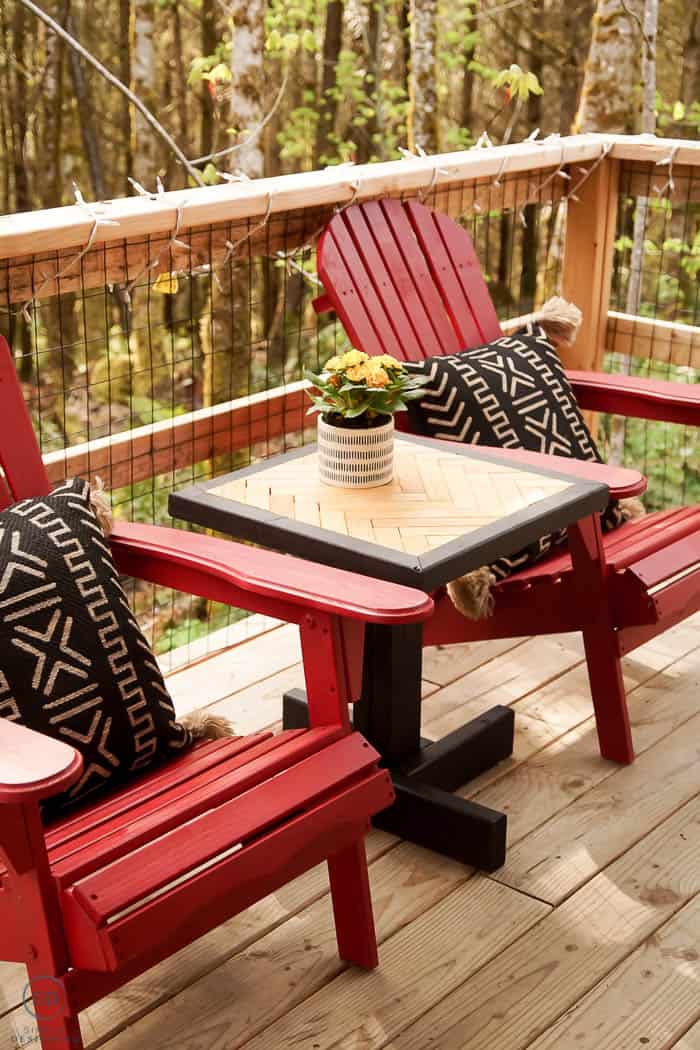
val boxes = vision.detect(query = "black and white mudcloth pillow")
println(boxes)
[403,324,639,615]
[0,478,194,813]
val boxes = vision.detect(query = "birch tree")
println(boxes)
[228,0,265,178]
[132,0,157,184]
[408,0,438,152]
[573,0,644,133]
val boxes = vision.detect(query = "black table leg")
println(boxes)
[282,623,514,871]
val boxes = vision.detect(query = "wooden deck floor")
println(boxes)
[2,613,699,1050]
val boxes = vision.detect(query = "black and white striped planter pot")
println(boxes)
[317,416,394,488]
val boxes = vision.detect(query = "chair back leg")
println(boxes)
[568,515,635,764]
[327,835,379,969]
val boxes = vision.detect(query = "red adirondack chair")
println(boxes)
[0,334,433,1050]
[313,198,700,765]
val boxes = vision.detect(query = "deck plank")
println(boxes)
[388,797,700,1050]
[240,876,549,1050]
[472,643,700,845]
[87,843,474,1050]
[492,709,700,904]
[527,895,700,1050]
[1,615,698,1050]
[673,1018,700,1049]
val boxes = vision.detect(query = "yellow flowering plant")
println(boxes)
[305,350,426,427]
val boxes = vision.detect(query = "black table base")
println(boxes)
[282,643,514,874]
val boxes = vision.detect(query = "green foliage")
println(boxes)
[265,0,319,58]
[188,44,231,87]
[493,64,544,101]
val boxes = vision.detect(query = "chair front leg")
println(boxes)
[327,836,379,969]
[1,803,83,1050]
[567,514,634,764]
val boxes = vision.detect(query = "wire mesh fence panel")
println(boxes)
[0,165,581,666]
[606,160,700,510]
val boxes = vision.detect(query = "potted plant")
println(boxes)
[305,350,426,487]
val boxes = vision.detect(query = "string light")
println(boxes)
[19,183,119,323]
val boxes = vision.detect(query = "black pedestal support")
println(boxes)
[282,624,514,872]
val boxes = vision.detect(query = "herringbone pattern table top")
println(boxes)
[209,437,574,556]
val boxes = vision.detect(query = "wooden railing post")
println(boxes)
[561,156,620,375]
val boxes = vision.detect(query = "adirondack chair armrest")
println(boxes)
[429,442,646,500]
[0,719,83,805]
[567,370,700,427]
[110,521,434,626]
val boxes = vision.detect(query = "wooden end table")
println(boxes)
[170,433,609,871]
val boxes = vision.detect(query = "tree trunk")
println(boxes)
[680,7,700,111]
[460,4,477,137]
[315,0,344,166]
[132,0,157,185]
[573,0,644,133]
[200,0,217,160]
[560,0,594,133]
[520,0,543,312]
[408,0,439,153]
[357,1,382,163]
[66,8,106,199]
[119,0,133,190]
[228,0,265,178]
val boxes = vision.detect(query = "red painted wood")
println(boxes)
[605,507,700,571]
[27,969,82,1050]
[69,732,379,923]
[568,515,634,762]
[404,200,485,349]
[432,208,502,343]
[374,200,463,356]
[0,336,51,500]
[618,532,700,590]
[568,369,700,427]
[110,520,434,625]
[299,614,353,729]
[340,202,432,363]
[68,773,391,973]
[51,733,305,882]
[0,720,83,804]
[427,440,647,499]
[316,227,396,356]
[328,837,379,968]
[45,735,269,852]
[0,343,432,1045]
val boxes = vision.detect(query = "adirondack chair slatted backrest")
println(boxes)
[0,336,51,508]
[315,199,504,361]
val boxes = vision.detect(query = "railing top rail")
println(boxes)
[601,133,700,166]
[0,134,606,261]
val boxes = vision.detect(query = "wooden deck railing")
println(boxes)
[0,132,697,492]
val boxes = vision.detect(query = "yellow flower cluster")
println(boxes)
[324,350,404,389]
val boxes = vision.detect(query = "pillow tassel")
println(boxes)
[532,297,582,347]
[447,567,496,620]
[180,710,236,740]
[89,476,114,537]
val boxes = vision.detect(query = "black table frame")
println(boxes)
[170,435,608,872]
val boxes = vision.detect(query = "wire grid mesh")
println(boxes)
[607,161,699,510]
[0,169,567,667]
